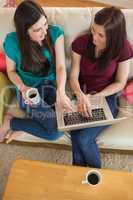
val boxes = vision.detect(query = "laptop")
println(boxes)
[56,95,126,132]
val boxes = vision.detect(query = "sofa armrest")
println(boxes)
[0,72,14,124]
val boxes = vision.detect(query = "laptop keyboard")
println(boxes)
[64,108,106,126]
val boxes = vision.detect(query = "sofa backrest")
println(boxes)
[0,7,133,76]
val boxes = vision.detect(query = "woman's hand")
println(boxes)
[18,84,32,103]
[57,91,73,112]
[76,92,91,117]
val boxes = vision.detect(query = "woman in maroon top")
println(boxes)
[70,7,133,168]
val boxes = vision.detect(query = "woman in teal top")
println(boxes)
[0,0,72,142]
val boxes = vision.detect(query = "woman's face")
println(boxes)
[91,22,106,50]
[28,15,48,44]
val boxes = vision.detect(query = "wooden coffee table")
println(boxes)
[16,0,113,7]
[3,159,133,200]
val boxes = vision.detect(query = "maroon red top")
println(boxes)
[72,34,133,94]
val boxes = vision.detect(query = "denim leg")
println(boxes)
[37,83,56,106]
[71,94,118,168]
[10,118,63,140]
[71,135,87,166]
[10,85,63,140]
[25,99,58,134]
[71,126,107,168]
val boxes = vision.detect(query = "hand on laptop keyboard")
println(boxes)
[75,92,91,117]
[64,108,106,126]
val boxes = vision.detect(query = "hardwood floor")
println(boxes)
[16,0,113,7]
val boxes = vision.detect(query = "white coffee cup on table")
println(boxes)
[82,169,102,186]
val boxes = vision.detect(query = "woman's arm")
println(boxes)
[55,35,72,111]
[6,56,30,100]
[70,51,91,116]
[6,56,25,90]
[95,59,131,97]
[69,51,82,96]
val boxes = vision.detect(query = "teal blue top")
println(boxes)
[3,25,64,87]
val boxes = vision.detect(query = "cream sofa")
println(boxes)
[0,7,133,151]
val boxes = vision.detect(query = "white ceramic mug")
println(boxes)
[82,170,102,186]
[24,88,40,105]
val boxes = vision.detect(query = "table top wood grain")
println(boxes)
[3,159,133,200]
[16,0,113,7]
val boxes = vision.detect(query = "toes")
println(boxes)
[6,132,22,144]
[6,130,13,139]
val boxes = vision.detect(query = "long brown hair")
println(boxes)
[87,7,127,71]
[14,0,54,76]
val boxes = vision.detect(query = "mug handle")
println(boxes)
[82,180,87,184]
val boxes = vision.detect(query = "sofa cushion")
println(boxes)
[97,118,133,150]
[0,8,15,51]
[0,52,6,73]
[8,131,72,145]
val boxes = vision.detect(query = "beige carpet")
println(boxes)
[1,143,133,198]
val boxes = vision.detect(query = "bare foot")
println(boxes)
[6,130,22,144]
[0,113,13,142]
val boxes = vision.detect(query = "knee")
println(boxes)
[71,130,94,148]
[71,130,85,145]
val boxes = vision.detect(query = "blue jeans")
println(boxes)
[10,81,64,140]
[71,94,118,168]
